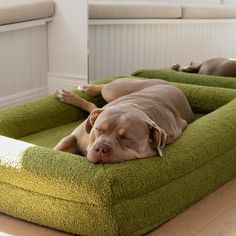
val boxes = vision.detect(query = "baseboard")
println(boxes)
[0,86,49,108]
[0,17,52,33]
[48,72,88,93]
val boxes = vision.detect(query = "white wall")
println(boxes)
[89,0,236,4]
[224,0,236,3]
[48,0,88,92]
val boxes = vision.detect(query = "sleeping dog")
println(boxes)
[54,78,194,163]
[171,58,236,77]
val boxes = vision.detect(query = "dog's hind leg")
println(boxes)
[181,62,202,73]
[78,84,103,97]
[100,78,170,103]
[171,62,202,73]
[79,83,125,103]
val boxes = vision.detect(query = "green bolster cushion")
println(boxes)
[132,68,236,89]
[0,79,236,235]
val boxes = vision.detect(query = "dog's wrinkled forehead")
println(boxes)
[94,109,120,128]
[94,107,148,135]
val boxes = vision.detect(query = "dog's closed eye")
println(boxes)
[117,129,126,138]
[95,127,102,134]
[95,124,108,134]
[119,134,134,146]
[117,130,133,142]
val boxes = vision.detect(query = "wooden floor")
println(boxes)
[0,178,235,236]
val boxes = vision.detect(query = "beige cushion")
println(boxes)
[89,2,182,19]
[0,0,55,25]
[182,5,236,19]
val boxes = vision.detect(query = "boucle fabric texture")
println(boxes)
[0,75,235,235]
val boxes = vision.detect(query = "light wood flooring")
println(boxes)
[0,178,235,236]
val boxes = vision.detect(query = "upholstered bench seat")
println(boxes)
[89,2,236,19]
[0,0,55,25]
[89,2,182,19]
[182,5,236,19]
[0,73,235,235]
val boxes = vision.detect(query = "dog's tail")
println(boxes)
[171,61,202,73]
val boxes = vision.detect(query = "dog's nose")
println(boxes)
[92,143,111,163]
[95,143,111,155]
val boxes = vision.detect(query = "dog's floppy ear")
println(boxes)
[85,108,103,133]
[148,121,167,157]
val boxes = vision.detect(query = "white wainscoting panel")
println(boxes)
[0,86,48,108]
[89,20,236,81]
[48,72,88,93]
[0,21,49,107]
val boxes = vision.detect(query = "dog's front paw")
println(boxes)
[171,64,181,71]
[55,89,79,105]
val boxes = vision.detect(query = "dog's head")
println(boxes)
[85,106,167,163]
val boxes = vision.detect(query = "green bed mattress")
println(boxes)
[0,76,235,236]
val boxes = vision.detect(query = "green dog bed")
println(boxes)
[0,74,235,236]
[132,67,236,89]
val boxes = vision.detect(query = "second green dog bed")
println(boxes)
[132,68,236,89]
